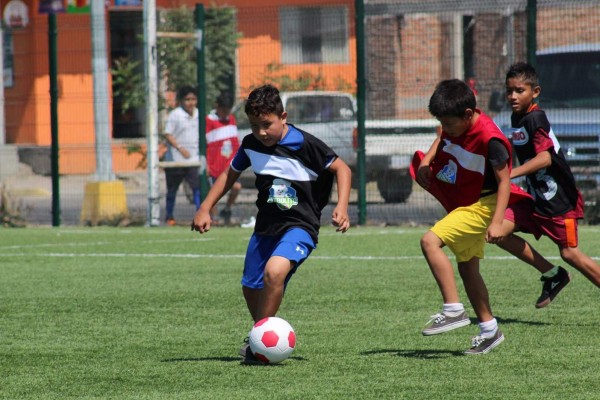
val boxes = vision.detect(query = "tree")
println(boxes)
[111,5,240,115]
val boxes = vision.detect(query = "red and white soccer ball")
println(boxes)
[248,317,296,363]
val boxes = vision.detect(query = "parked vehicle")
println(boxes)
[234,91,357,193]
[492,44,600,193]
[234,91,439,203]
[364,119,439,203]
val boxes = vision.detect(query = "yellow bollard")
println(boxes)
[80,181,129,225]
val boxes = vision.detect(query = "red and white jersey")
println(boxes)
[205,111,240,178]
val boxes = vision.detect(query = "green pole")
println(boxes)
[526,0,537,68]
[195,4,209,198]
[49,13,60,227]
[354,0,367,225]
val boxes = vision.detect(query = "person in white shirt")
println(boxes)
[163,85,201,225]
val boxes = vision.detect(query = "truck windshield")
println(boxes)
[537,51,600,109]
[285,96,355,124]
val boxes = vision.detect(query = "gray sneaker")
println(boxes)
[464,329,505,355]
[422,311,470,336]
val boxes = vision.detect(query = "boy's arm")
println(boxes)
[487,161,511,243]
[510,150,551,179]
[416,136,441,188]
[328,157,351,232]
[191,167,241,233]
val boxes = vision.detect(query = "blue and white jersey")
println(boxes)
[231,124,337,242]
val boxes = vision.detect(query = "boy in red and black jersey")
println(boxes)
[498,62,600,300]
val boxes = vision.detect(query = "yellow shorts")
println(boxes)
[430,194,497,263]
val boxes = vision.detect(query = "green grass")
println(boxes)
[1,226,600,399]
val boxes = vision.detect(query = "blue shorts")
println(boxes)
[241,228,316,289]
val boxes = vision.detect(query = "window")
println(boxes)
[280,6,349,64]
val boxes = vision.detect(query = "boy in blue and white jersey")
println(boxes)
[191,84,351,363]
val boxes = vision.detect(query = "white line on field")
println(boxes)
[0,238,213,250]
[0,252,570,261]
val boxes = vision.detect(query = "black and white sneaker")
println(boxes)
[536,266,571,308]
[464,329,505,355]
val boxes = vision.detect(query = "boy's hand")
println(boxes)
[191,209,212,234]
[416,163,432,188]
[485,221,504,244]
[331,206,350,233]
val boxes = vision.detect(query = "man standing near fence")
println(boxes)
[163,85,202,226]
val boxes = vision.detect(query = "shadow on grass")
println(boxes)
[161,355,306,364]
[362,349,463,359]
[494,316,549,326]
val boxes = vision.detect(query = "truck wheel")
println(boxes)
[377,171,413,203]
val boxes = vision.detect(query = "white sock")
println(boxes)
[478,318,498,338]
[443,303,465,316]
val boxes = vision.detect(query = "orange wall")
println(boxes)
[3,0,355,174]
[158,0,357,96]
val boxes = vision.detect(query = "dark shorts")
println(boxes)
[505,200,579,248]
[241,228,316,289]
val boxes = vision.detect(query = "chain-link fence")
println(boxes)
[2,0,599,227]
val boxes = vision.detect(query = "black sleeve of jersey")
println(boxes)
[302,132,338,172]
[522,109,552,137]
[488,138,509,168]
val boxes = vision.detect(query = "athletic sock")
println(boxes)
[478,318,498,338]
[542,265,559,278]
[443,303,465,317]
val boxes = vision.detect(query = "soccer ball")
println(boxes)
[248,317,296,363]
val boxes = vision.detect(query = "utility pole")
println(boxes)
[91,0,114,181]
[144,0,161,226]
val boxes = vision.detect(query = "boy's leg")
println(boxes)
[421,231,460,304]
[560,246,600,288]
[534,214,600,287]
[255,256,295,321]
[457,258,493,323]
[165,168,184,221]
[220,181,241,225]
[226,181,241,209]
[241,229,314,323]
[501,202,571,307]
[498,234,571,308]
[420,230,470,335]
[458,257,505,355]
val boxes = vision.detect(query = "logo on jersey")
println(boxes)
[220,139,233,158]
[436,160,457,184]
[511,128,529,145]
[267,178,299,210]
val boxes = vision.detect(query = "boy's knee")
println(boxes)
[560,246,579,263]
[420,231,439,252]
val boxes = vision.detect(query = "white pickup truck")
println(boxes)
[364,119,439,202]
[234,91,439,203]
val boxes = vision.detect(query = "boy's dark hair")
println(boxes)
[428,79,476,118]
[216,92,234,109]
[245,84,285,118]
[176,85,197,102]
[505,62,539,87]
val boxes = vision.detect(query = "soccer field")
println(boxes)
[1,226,599,399]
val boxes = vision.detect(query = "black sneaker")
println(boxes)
[219,208,232,225]
[241,350,267,365]
[536,266,571,308]
[239,337,250,358]
[464,329,505,355]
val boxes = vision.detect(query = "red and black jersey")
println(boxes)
[429,111,529,211]
[510,105,582,217]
